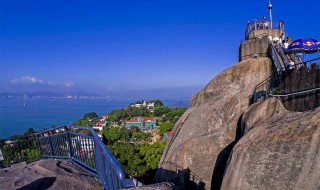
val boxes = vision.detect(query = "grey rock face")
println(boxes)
[0,160,102,190]
[221,97,320,190]
[123,182,178,190]
[155,57,273,188]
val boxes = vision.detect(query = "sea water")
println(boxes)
[0,99,131,139]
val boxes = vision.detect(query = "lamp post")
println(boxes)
[268,0,273,29]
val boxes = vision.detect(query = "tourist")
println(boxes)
[254,18,259,30]
[262,16,267,29]
[280,33,285,42]
[279,33,285,47]
[289,59,295,69]
[284,40,289,50]
[247,21,251,31]
[272,41,277,49]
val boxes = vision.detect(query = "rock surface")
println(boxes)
[155,57,273,188]
[0,160,102,190]
[221,97,320,190]
[123,182,178,190]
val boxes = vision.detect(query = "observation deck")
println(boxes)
[240,20,285,62]
[245,20,284,40]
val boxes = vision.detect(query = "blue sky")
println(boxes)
[0,0,319,99]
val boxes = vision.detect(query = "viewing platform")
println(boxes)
[240,19,287,62]
[245,20,284,40]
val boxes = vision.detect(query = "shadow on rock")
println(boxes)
[155,162,207,190]
[211,113,244,190]
[17,177,56,190]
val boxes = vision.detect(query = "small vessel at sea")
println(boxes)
[23,103,27,106]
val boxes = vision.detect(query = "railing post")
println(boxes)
[48,136,55,157]
[37,137,43,158]
[67,131,74,158]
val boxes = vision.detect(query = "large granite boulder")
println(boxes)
[155,57,273,189]
[221,97,320,190]
[0,160,102,190]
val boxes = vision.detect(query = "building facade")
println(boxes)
[125,117,158,130]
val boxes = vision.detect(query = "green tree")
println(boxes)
[103,127,121,143]
[103,127,132,144]
[24,128,35,136]
[140,142,166,170]
[111,142,149,176]
[132,131,150,141]
[74,119,91,126]
[108,109,128,122]
[154,106,171,117]
[83,112,98,119]
[129,126,140,133]
[159,122,174,135]
[164,108,187,122]
[149,99,163,107]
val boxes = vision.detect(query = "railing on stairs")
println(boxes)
[251,58,320,105]
[252,43,302,103]
[270,45,285,72]
[252,72,279,103]
[278,47,290,66]
[0,125,136,190]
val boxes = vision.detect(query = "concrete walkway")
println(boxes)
[0,160,102,190]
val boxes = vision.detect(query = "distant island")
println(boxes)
[0,92,112,100]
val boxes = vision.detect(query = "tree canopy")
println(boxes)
[108,107,151,123]
[151,99,163,107]
[102,126,164,177]
[159,122,174,135]
[82,112,98,119]
[154,106,171,117]
[74,112,99,126]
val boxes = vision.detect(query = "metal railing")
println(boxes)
[245,20,284,40]
[0,137,41,168]
[270,45,285,72]
[278,47,290,66]
[0,125,136,190]
[252,43,303,103]
[252,60,320,104]
[252,72,279,103]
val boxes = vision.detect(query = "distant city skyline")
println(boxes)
[1,0,319,99]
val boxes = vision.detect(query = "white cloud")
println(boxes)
[10,76,74,88]
[10,76,44,84]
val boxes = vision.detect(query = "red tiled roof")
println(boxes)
[127,120,138,122]
[143,117,155,121]
[166,131,172,137]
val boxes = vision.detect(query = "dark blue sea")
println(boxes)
[0,98,189,139]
